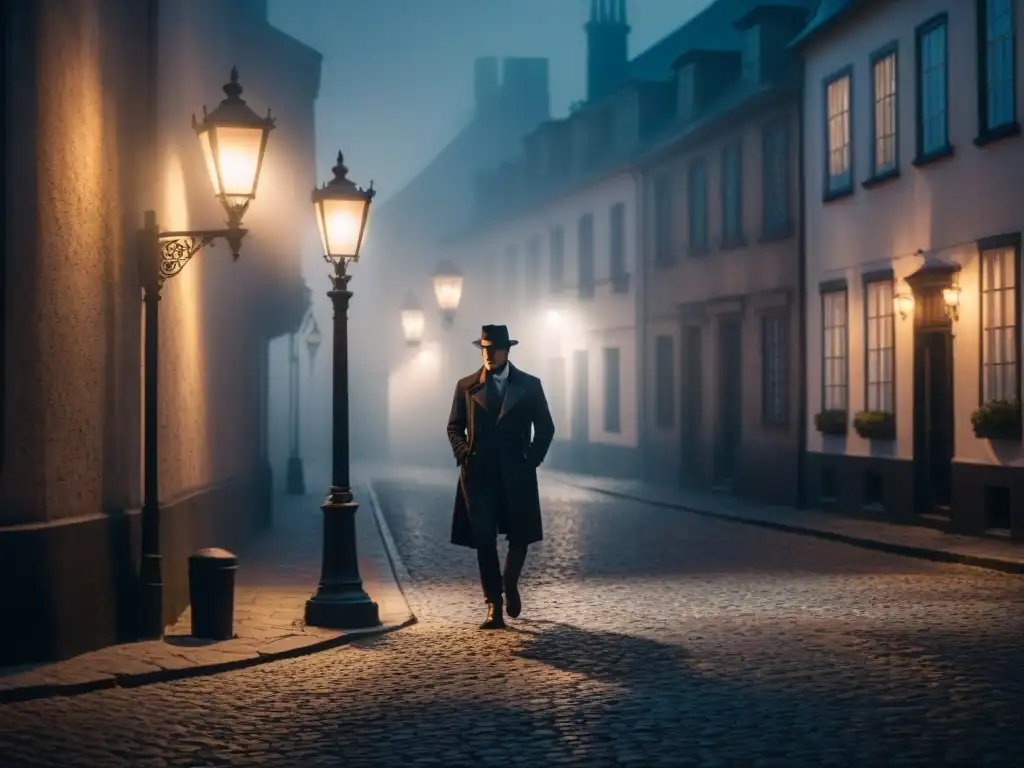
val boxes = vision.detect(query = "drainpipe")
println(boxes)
[795,91,809,510]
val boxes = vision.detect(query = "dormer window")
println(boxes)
[677,63,696,121]
[742,26,761,84]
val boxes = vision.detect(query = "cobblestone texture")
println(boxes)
[2,474,1024,766]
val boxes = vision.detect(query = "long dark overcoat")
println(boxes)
[446,363,555,549]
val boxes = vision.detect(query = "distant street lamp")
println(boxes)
[432,259,464,330]
[286,302,322,496]
[138,67,275,639]
[305,151,381,629]
[401,292,426,347]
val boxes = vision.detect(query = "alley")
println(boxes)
[2,474,1024,766]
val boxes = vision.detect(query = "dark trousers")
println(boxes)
[469,463,527,604]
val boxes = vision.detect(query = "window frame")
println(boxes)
[603,346,622,434]
[577,213,595,300]
[821,282,850,413]
[655,334,675,429]
[687,156,709,253]
[978,232,1022,406]
[822,66,854,201]
[720,140,744,246]
[862,270,897,416]
[867,41,900,184]
[761,117,791,238]
[549,226,565,293]
[761,311,790,427]
[653,173,674,266]
[975,0,1020,144]
[914,13,953,165]
[609,201,628,291]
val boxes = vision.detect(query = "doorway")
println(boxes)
[571,349,589,444]
[680,325,703,484]
[715,318,742,487]
[913,330,954,516]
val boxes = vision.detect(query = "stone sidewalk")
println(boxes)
[0,483,414,703]
[544,469,1024,574]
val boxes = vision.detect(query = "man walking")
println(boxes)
[446,324,555,629]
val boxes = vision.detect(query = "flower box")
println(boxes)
[971,399,1022,441]
[814,409,848,436]
[853,410,896,441]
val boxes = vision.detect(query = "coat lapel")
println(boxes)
[499,365,527,421]
[469,367,489,411]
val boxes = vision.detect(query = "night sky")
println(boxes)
[268,0,714,204]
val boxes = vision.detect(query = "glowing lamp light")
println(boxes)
[401,292,426,347]
[893,291,915,321]
[432,260,464,329]
[313,151,375,264]
[193,67,275,227]
[546,309,562,327]
[942,284,961,322]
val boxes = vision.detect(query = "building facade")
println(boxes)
[0,0,319,665]
[799,0,1024,537]
[637,1,814,504]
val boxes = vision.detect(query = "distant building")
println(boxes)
[636,0,814,503]
[351,55,552,463]
[796,0,1024,537]
[0,0,320,665]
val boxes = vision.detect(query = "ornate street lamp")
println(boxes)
[287,304,322,496]
[138,68,275,639]
[401,292,426,347]
[305,151,380,629]
[432,259,463,330]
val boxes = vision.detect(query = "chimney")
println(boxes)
[586,0,630,102]
[499,57,550,126]
[474,57,500,117]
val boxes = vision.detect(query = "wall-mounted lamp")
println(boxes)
[893,289,915,321]
[942,281,961,324]
[401,292,426,347]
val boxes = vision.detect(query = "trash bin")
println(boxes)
[188,547,238,640]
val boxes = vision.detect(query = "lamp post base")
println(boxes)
[304,496,380,629]
[286,456,306,495]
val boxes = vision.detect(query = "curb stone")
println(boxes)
[555,479,1024,577]
[365,480,416,597]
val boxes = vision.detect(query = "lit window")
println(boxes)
[871,50,898,174]
[825,73,852,194]
[865,280,895,412]
[822,290,848,410]
[981,245,1019,403]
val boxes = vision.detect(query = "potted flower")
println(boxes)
[970,399,1022,441]
[853,410,896,440]
[814,408,848,436]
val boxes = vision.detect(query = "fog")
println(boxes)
[262,0,714,487]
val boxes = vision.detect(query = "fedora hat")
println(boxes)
[471,324,518,349]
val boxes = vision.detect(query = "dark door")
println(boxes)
[681,326,703,483]
[571,349,589,444]
[715,319,743,487]
[913,330,954,515]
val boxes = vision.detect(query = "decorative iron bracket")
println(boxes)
[157,227,247,282]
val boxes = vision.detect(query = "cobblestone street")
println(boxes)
[3,473,1024,766]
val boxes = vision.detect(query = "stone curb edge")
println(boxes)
[0,617,415,706]
[555,480,1024,576]
[363,479,417,600]
[1,488,420,707]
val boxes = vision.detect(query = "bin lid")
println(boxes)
[190,547,238,565]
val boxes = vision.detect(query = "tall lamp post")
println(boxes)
[139,67,276,639]
[400,292,426,347]
[305,151,381,629]
[286,303,322,496]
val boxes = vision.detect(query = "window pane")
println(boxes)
[981,246,1019,403]
[826,75,851,190]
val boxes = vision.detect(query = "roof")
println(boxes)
[789,0,861,49]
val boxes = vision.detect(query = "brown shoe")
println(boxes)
[479,601,506,630]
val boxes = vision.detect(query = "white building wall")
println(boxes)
[803,0,1024,467]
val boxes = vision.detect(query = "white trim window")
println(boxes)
[871,50,897,174]
[826,73,852,193]
[981,245,1019,402]
[865,280,895,412]
[917,17,949,155]
[822,290,849,410]
[980,0,1017,133]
